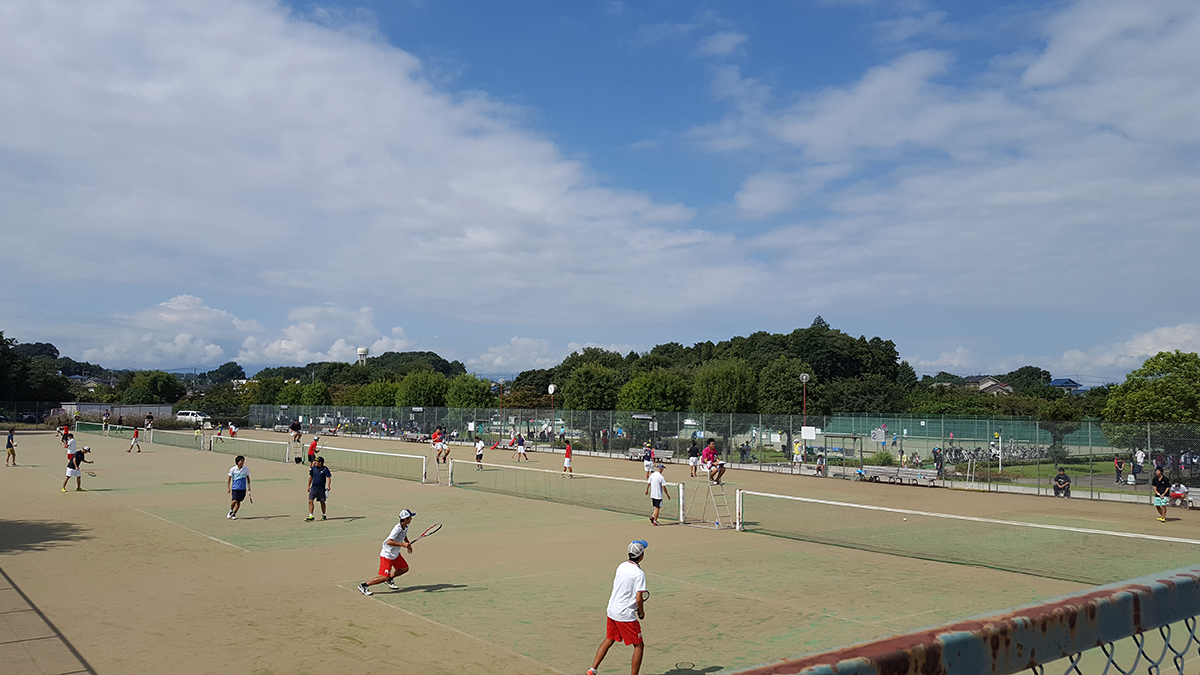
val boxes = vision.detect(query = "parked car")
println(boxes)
[18,412,40,423]
[175,410,212,424]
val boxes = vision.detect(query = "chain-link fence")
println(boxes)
[247,405,1200,499]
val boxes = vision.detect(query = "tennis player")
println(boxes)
[306,456,331,521]
[307,436,320,465]
[515,433,528,462]
[562,441,573,477]
[475,436,485,470]
[61,445,91,492]
[645,464,670,525]
[587,539,650,675]
[358,509,415,595]
[6,428,16,466]
[687,440,700,477]
[129,427,141,453]
[227,455,250,519]
[642,442,654,478]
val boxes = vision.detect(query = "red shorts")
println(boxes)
[605,617,643,646]
[379,555,408,576]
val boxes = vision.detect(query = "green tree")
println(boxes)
[205,362,246,383]
[690,360,757,414]
[1000,365,1062,399]
[824,374,907,413]
[356,381,401,406]
[276,382,304,405]
[617,370,690,412]
[1102,351,1200,454]
[121,370,186,404]
[562,363,621,411]
[251,377,285,405]
[757,356,815,415]
[300,382,333,406]
[396,371,448,407]
[446,374,494,408]
[1038,397,1083,465]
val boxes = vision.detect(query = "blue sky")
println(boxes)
[2,0,1198,385]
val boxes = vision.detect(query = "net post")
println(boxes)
[736,489,743,531]
[447,459,454,487]
[421,455,428,483]
[678,482,685,523]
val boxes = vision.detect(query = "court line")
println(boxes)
[128,506,250,553]
[338,582,569,675]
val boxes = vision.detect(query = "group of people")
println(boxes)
[683,439,727,485]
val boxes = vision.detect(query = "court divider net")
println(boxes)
[148,429,202,450]
[449,459,684,522]
[736,489,1200,584]
[316,444,427,483]
[209,436,289,463]
[75,421,139,438]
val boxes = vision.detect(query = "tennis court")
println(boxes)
[2,428,1196,674]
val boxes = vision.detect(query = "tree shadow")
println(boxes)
[0,519,91,554]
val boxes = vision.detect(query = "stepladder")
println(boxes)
[684,474,734,529]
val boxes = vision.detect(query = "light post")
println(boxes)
[498,378,506,442]
[548,384,557,446]
[800,373,810,427]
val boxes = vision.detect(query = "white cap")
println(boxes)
[399,509,416,520]
[628,539,648,557]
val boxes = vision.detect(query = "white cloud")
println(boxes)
[238,306,410,365]
[909,347,974,371]
[1057,324,1200,383]
[698,32,747,56]
[469,337,560,372]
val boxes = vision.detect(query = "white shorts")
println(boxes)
[130,438,139,445]
[688,457,699,466]
[643,460,653,472]
[564,458,572,468]
[435,442,447,450]
[517,447,526,454]
[65,468,81,478]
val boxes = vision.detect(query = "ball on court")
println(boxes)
[903,518,907,522]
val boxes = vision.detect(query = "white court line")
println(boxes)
[338,582,568,675]
[129,506,250,553]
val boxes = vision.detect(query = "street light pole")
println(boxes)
[800,373,810,427]
[499,378,506,442]
[548,384,557,447]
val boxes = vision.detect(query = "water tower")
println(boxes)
[356,347,369,366]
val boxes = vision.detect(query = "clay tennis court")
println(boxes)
[3,428,1193,674]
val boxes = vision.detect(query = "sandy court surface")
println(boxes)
[2,427,1190,674]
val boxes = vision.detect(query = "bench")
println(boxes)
[859,465,938,486]
[627,449,675,463]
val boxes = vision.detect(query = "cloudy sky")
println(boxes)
[2,0,1198,384]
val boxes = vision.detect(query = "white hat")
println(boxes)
[628,539,648,557]
[399,509,416,520]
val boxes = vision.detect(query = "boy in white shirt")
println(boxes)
[645,464,671,526]
[474,436,485,470]
[358,509,415,595]
[587,540,650,675]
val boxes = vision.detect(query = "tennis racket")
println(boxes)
[248,492,253,504]
[84,470,97,477]
[413,523,442,543]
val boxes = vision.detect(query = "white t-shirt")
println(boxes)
[380,523,409,560]
[1136,450,1146,464]
[475,440,484,455]
[228,465,250,490]
[67,438,77,454]
[606,561,647,622]
[647,472,667,500]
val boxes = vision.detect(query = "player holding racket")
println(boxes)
[587,539,650,675]
[359,509,417,595]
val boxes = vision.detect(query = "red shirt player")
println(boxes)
[308,436,320,464]
[562,442,573,476]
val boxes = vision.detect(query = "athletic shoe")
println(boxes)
[76,488,85,491]
[227,512,232,519]
[305,515,315,522]
[385,580,399,590]
[322,515,327,520]
[1159,517,1167,522]
[61,488,67,492]
[358,583,372,596]
[230,513,236,520]
[587,669,598,675]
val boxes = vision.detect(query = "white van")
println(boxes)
[176,410,211,424]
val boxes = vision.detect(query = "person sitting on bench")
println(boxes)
[1053,468,1071,498]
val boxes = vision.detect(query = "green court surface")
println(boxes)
[0,429,1159,674]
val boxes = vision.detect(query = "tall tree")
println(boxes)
[690,360,757,414]
[446,374,494,408]
[300,382,333,406]
[395,371,448,407]
[121,370,186,404]
[618,370,690,412]
[206,362,246,383]
[562,363,621,411]
[757,356,816,415]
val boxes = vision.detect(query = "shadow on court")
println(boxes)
[318,516,366,522]
[0,519,91,554]
[236,514,291,520]
[396,583,470,593]
[657,663,722,675]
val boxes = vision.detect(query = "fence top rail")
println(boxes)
[736,490,1200,546]
[731,564,1200,675]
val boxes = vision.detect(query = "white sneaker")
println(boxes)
[227,512,232,519]
[358,583,372,596]
[230,513,236,520]
[385,580,399,590]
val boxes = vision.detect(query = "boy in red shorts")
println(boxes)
[587,539,650,675]
[358,509,415,595]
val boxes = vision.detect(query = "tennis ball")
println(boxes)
[903,518,908,522]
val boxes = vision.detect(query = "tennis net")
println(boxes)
[318,445,426,483]
[75,421,138,438]
[736,490,1200,584]
[208,436,289,463]
[449,460,684,522]
[149,429,202,450]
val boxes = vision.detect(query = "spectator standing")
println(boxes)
[1152,467,1170,522]
[1114,454,1124,484]
[5,428,16,466]
[687,440,700,477]
[1135,449,1146,476]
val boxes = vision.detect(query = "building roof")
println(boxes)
[1048,378,1082,387]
